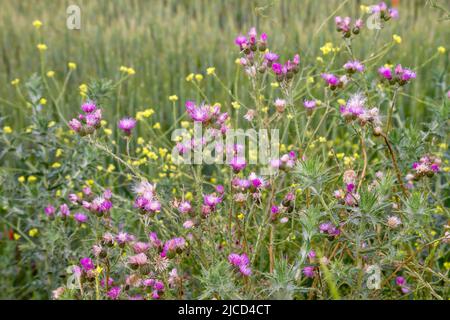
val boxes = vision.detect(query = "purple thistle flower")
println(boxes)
[44,205,56,217]
[378,66,392,80]
[234,35,247,49]
[203,193,222,208]
[149,232,161,248]
[128,253,148,266]
[272,63,283,75]
[81,101,96,113]
[303,266,315,278]
[60,204,70,217]
[321,73,341,88]
[133,241,150,254]
[107,287,121,300]
[228,253,251,276]
[178,201,192,214]
[80,257,94,271]
[230,156,247,173]
[118,117,137,135]
[74,213,88,223]
[264,52,279,63]
[343,60,365,73]
[69,119,82,132]
[303,100,316,110]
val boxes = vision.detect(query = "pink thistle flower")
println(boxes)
[133,241,150,254]
[74,213,88,223]
[81,101,96,113]
[343,60,365,73]
[128,253,148,266]
[178,201,192,214]
[80,257,94,271]
[69,119,82,132]
[230,156,247,173]
[378,66,392,80]
[303,100,316,111]
[149,232,161,248]
[107,287,121,300]
[303,266,315,278]
[203,193,222,208]
[116,232,133,245]
[183,220,195,229]
[44,205,56,217]
[118,117,137,135]
[321,73,341,89]
[60,204,70,217]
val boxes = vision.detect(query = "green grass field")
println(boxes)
[1,0,448,132]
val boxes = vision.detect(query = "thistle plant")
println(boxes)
[0,2,449,300]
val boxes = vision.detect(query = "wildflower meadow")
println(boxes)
[0,0,449,302]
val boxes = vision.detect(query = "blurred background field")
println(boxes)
[0,0,448,132]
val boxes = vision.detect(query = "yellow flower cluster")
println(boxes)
[79,83,88,97]
[186,73,204,82]
[136,108,155,120]
[37,43,47,51]
[320,42,340,55]
[119,66,135,75]
[18,176,38,183]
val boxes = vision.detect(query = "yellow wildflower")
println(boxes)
[185,192,193,201]
[153,122,161,129]
[39,98,47,105]
[11,79,20,86]
[392,34,402,44]
[37,43,47,51]
[33,20,43,29]
[27,176,37,183]
[337,99,346,105]
[186,73,194,82]
[195,74,203,82]
[52,162,61,169]
[29,228,39,237]
[168,95,178,102]
[3,126,12,134]
[206,67,216,75]
[68,62,77,70]
[47,71,55,78]
[437,46,446,54]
